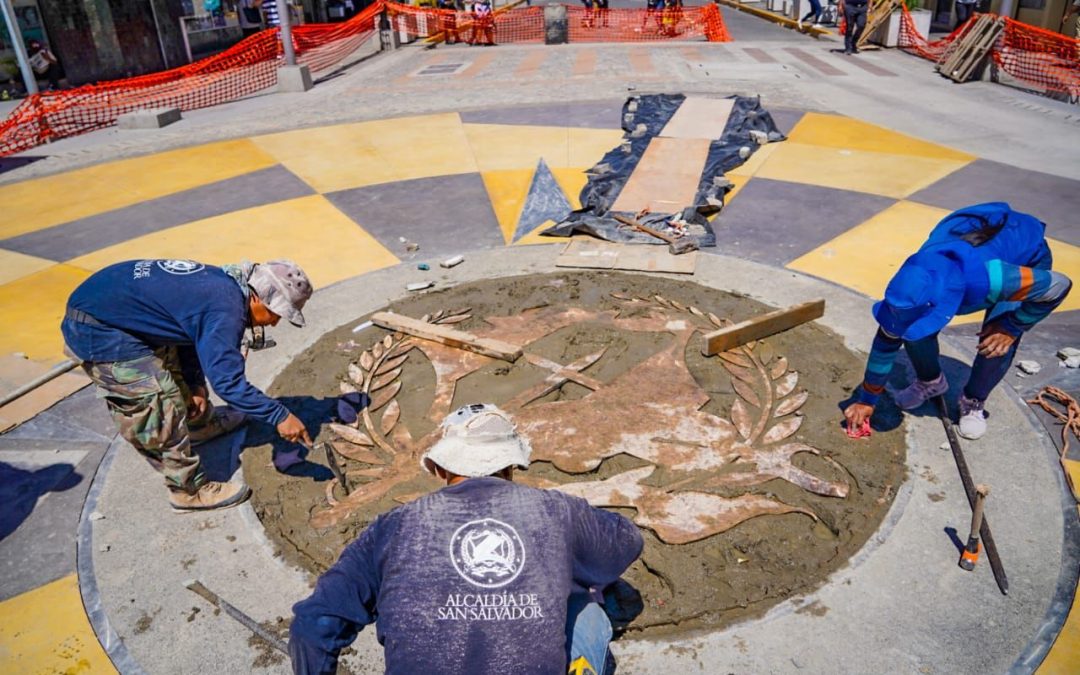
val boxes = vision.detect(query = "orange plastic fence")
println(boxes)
[389,3,730,44]
[0,3,380,158]
[0,1,729,158]
[898,7,1079,97]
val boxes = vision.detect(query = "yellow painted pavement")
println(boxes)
[550,167,589,210]
[753,142,973,199]
[252,113,477,194]
[0,264,92,362]
[0,140,277,239]
[0,574,116,674]
[787,200,953,298]
[0,250,54,286]
[481,169,536,243]
[462,123,624,172]
[67,196,399,290]
[787,112,976,162]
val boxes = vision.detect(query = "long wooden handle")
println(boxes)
[968,484,990,541]
[613,214,676,244]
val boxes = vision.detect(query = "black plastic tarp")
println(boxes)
[542,94,785,247]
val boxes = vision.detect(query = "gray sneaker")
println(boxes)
[958,395,987,440]
[893,373,948,410]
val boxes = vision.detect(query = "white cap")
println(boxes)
[249,260,312,327]
[422,404,531,478]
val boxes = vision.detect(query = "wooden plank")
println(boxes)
[701,299,826,355]
[371,312,522,362]
[555,240,698,274]
[610,136,712,214]
[660,97,735,140]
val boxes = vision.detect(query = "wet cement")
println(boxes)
[244,271,907,636]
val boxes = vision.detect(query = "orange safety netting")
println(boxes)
[386,3,730,44]
[0,2,729,158]
[898,7,1079,97]
[0,3,380,158]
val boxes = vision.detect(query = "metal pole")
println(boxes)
[0,0,38,95]
[0,359,78,409]
[276,0,296,65]
[147,0,170,69]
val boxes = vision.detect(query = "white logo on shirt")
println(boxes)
[449,518,525,588]
[157,260,205,275]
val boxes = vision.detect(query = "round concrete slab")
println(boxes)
[82,245,1072,673]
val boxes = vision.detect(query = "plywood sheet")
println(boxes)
[611,137,712,214]
[555,240,697,274]
[660,96,736,140]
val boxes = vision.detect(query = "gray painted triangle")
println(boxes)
[513,159,572,243]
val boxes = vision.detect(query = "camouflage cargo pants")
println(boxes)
[82,347,207,493]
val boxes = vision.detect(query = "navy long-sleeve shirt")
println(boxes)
[61,259,289,425]
[289,477,644,675]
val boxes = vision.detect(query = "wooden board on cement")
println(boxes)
[556,239,697,274]
[702,299,825,355]
[610,137,712,214]
[660,97,736,140]
[0,355,90,432]
[371,312,522,362]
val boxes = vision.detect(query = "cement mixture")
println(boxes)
[244,271,906,635]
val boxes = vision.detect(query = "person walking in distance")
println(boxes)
[840,0,869,54]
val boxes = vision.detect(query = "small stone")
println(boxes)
[939,442,950,450]
[1057,347,1080,359]
[99,544,111,553]
[89,511,105,521]
[1017,360,1041,374]
[407,281,434,292]
[768,131,784,142]
[630,123,647,138]
[738,146,751,159]
[440,255,464,269]
[417,263,430,271]
[712,175,734,188]
[404,242,419,253]
[749,129,768,145]
[1064,355,1080,369]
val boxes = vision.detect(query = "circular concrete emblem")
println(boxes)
[248,271,906,635]
[157,259,205,275]
[449,518,526,588]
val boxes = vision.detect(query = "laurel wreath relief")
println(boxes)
[313,296,849,540]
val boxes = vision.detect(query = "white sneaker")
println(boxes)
[796,18,803,29]
[958,395,987,440]
[812,23,824,27]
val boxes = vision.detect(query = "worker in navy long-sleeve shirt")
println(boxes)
[844,203,1072,440]
[289,404,644,675]
[61,259,314,511]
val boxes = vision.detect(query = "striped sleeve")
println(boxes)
[985,260,1072,335]
[854,327,903,406]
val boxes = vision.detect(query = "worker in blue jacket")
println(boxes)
[289,404,644,675]
[844,203,1072,440]
[62,259,314,511]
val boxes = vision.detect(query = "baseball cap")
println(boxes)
[872,250,965,341]
[249,260,313,327]
[422,404,532,478]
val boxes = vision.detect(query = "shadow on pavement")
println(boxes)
[0,462,82,541]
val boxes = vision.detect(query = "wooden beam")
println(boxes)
[701,299,825,356]
[371,312,522,363]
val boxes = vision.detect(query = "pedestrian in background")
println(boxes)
[839,0,868,54]
[26,40,61,90]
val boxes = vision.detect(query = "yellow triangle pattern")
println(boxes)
[480,169,535,244]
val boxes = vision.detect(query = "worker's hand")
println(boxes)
[277,412,313,446]
[188,385,211,422]
[844,402,874,430]
[976,324,1017,359]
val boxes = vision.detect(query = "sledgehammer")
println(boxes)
[614,215,699,255]
[959,484,990,571]
[183,579,288,654]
